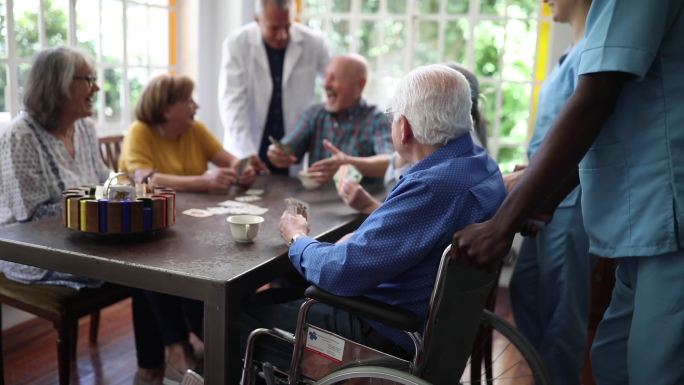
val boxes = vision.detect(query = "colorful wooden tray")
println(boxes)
[61,183,176,235]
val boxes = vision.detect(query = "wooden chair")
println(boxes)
[0,136,128,384]
[98,135,124,172]
[0,275,130,384]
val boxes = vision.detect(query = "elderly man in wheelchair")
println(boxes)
[227,65,549,385]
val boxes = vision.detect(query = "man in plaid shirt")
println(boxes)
[267,54,393,182]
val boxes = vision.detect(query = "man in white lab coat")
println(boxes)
[218,0,330,174]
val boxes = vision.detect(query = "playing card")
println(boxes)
[333,164,363,192]
[237,157,250,176]
[245,189,264,196]
[285,197,309,219]
[182,208,212,218]
[216,200,269,215]
[235,195,262,203]
[268,135,294,155]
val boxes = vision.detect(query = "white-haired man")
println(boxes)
[239,65,506,367]
[218,0,330,174]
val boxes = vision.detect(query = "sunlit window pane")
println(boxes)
[497,146,526,173]
[443,20,468,64]
[381,20,407,77]
[127,3,147,66]
[103,67,123,124]
[148,6,169,67]
[417,0,439,14]
[76,0,98,57]
[128,67,149,118]
[447,0,469,14]
[46,0,69,47]
[503,19,536,82]
[17,62,31,101]
[0,65,7,112]
[332,0,350,13]
[145,0,168,6]
[14,0,40,58]
[0,0,7,58]
[304,0,326,14]
[330,19,351,53]
[474,21,505,78]
[480,0,505,15]
[361,0,379,14]
[387,0,406,14]
[415,20,439,66]
[508,0,538,18]
[101,0,124,65]
[358,20,378,62]
[500,82,530,141]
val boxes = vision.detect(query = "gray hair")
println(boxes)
[391,64,473,146]
[255,0,293,16]
[22,46,92,130]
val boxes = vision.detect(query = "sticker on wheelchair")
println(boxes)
[301,325,409,383]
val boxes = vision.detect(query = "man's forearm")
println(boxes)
[493,72,629,233]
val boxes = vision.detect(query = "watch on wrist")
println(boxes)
[288,232,306,246]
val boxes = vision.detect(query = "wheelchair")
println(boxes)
[241,245,551,384]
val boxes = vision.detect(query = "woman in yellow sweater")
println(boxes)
[119,74,262,191]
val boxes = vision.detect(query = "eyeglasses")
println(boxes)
[73,75,98,87]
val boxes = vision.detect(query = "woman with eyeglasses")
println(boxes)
[0,46,108,288]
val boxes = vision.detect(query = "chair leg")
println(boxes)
[57,320,77,385]
[89,311,100,344]
[0,305,5,385]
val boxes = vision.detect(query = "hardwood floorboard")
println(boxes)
[3,289,516,385]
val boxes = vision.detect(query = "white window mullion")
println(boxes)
[405,0,416,71]
[437,0,446,62]
[38,0,47,48]
[7,0,19,116]
[349,0,360,53]
[68,0,77,46]
[122,0,130,126]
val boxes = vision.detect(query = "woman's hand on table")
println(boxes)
[236,167,256,187]
[338,180,380,215]
[279,211,310,244]
[202,167,237,191]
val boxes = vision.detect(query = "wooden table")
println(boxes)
[0,176,371,384]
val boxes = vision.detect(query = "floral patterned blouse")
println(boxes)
[0,112,109,289]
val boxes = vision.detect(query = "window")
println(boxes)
[300,0,548,171]
[0,0,174,135]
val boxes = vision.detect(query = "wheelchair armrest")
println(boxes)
[304,285,421,332]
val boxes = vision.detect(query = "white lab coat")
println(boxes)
[218,22,330,159]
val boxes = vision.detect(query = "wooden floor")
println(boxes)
[2,299,137,385]
[3,290,516,385]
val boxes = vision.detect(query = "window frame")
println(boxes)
[0,0,175,135]
[300,0,552,169]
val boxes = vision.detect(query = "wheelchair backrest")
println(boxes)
[418,245,498,384]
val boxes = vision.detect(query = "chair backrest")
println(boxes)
[417,245,498,384]
[98,135,124,172]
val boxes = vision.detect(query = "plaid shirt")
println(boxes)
[283,99,393,165]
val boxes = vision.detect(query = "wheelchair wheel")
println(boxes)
[313,366,431,385]
[462,310,550,385]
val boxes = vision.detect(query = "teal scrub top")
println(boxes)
[528,40,585,209]
[577,0,684,257]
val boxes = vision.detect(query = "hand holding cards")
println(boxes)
[333,164,363,193]
[285,197,309,219]
[268,135,294,156]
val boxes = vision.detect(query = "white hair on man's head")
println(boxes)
[391,64,473,146]
[255,0,293,15]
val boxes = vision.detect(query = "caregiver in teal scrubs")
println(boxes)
[505,1,592,384]
[451,0,684,383]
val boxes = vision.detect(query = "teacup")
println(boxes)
[298,170,321,190]
[227,215,264,243]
